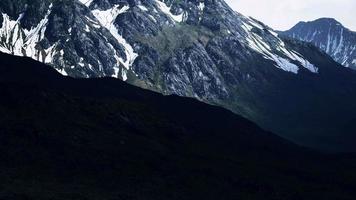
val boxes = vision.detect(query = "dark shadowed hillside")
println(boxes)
[0,53,356,200]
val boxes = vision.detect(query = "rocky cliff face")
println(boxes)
[2,0,356,151]
[281,18,356,69]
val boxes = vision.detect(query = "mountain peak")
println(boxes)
[310,18,344,27]
[292,18,344,30]
[313,17,339,24]
[282,17,356,69]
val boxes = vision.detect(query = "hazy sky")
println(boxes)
[225,0,356,31]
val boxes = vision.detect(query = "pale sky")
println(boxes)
[225,0,356,31]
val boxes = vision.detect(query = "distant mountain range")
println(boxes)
[2,0,356,152]
[1,52,356,199]
[281,18,356,69]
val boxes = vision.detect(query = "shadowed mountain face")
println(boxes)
[1,52,356,199]
[1,0,356,152]
[281,18,356,69]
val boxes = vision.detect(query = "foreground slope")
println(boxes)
[1,53,356,199]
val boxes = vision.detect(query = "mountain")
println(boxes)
[0,0,318,85]
[2,0,356,152]
[281,18,356,69]
[1,52,356,199]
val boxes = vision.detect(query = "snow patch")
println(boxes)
[0,13,23,55]
[85,24,90,32]
[155,0,184,22]
[0,46,11,54]
[198,2,205,21]
[56,68,68,76]
[277,44,318,73]
[268,54,299,74]
[198,2,205,11]
[78,0,94,7]
[43,44,57,63]
[138,5,148,12]
[0,4,56,64]
[91,5,138,79]
[85,16,101,28]
[79,57,85,67]
[148,15,157,23]
[121,70,128,81]
[241,20,318,74]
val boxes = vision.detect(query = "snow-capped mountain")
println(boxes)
[0,0,320,100]
[2,0,356,151]
[281,18,356,69]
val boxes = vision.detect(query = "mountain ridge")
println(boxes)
[281,17,356,69]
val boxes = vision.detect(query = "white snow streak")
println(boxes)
[138,5,148,12]
[155,0,184,22]
[56,68,68,76]
[241,19,318,74]
[78,0,94,7]
[198,2,205,11]
[91,5,138,80]
[0,5,69,76]
[0,4,62,64]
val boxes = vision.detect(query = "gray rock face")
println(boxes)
[281,18,356,69]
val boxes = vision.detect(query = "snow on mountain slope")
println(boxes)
[281,18,356,70]
[79,0,94,7]
[240,18,317,74]
[0,0,135,79]
[0,0,318,80]
[0,5,57,66]
[91,4,137,80]
[154,0,186,22]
